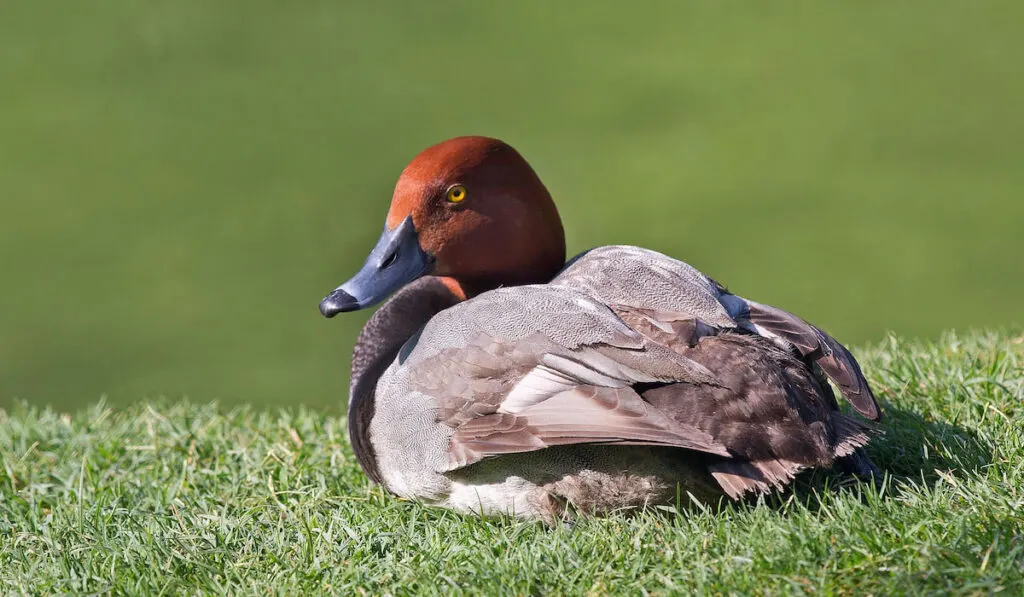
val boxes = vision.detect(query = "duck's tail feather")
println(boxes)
[831,414,882,479]
[741,298,881,421]
[707,414,878,499]
[831,413,875,457]
[708,458,803,499]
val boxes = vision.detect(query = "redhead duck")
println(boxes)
[320,136,880,521]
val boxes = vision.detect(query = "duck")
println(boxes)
[319,136,881,521]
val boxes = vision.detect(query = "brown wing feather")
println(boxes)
[609,304,719,352]
[444,384,730,471]
[637,333,878,497]
[408,327,731,473]
[742,299,881,421]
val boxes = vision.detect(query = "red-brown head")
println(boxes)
[320,136,566,316]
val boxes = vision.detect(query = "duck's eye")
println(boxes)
[446,185,467,204]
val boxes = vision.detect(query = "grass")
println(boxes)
[3,1,1024,411]
[1,331,1022,595]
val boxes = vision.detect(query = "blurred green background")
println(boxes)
[2,1,1021,412]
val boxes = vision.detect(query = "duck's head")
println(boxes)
[319,136,566,317]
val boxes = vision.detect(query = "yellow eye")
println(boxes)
[446,185,467,203]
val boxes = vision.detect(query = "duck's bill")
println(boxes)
[319,216,433,318]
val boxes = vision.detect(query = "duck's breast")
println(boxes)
[369,359,455,500]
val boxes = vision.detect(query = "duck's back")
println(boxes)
[554,245,881,421]
[554,245,738,327]
[395,283,646,366]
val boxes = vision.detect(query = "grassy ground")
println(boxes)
[3,1,1024,411]
[1,332,1021,595]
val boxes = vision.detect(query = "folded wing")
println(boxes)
[738,298,881,421]
[409,329,730,473]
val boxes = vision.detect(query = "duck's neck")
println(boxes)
[348,276,463,484]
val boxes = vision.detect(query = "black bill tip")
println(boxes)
[319,289,360,318]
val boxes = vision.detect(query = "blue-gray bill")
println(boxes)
[319,216,433,318]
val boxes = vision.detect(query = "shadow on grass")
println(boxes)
[772,402,994,512]
[866,402,993,479]
[624,402,997,520]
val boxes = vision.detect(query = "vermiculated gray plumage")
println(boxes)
[347,277,461,485]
